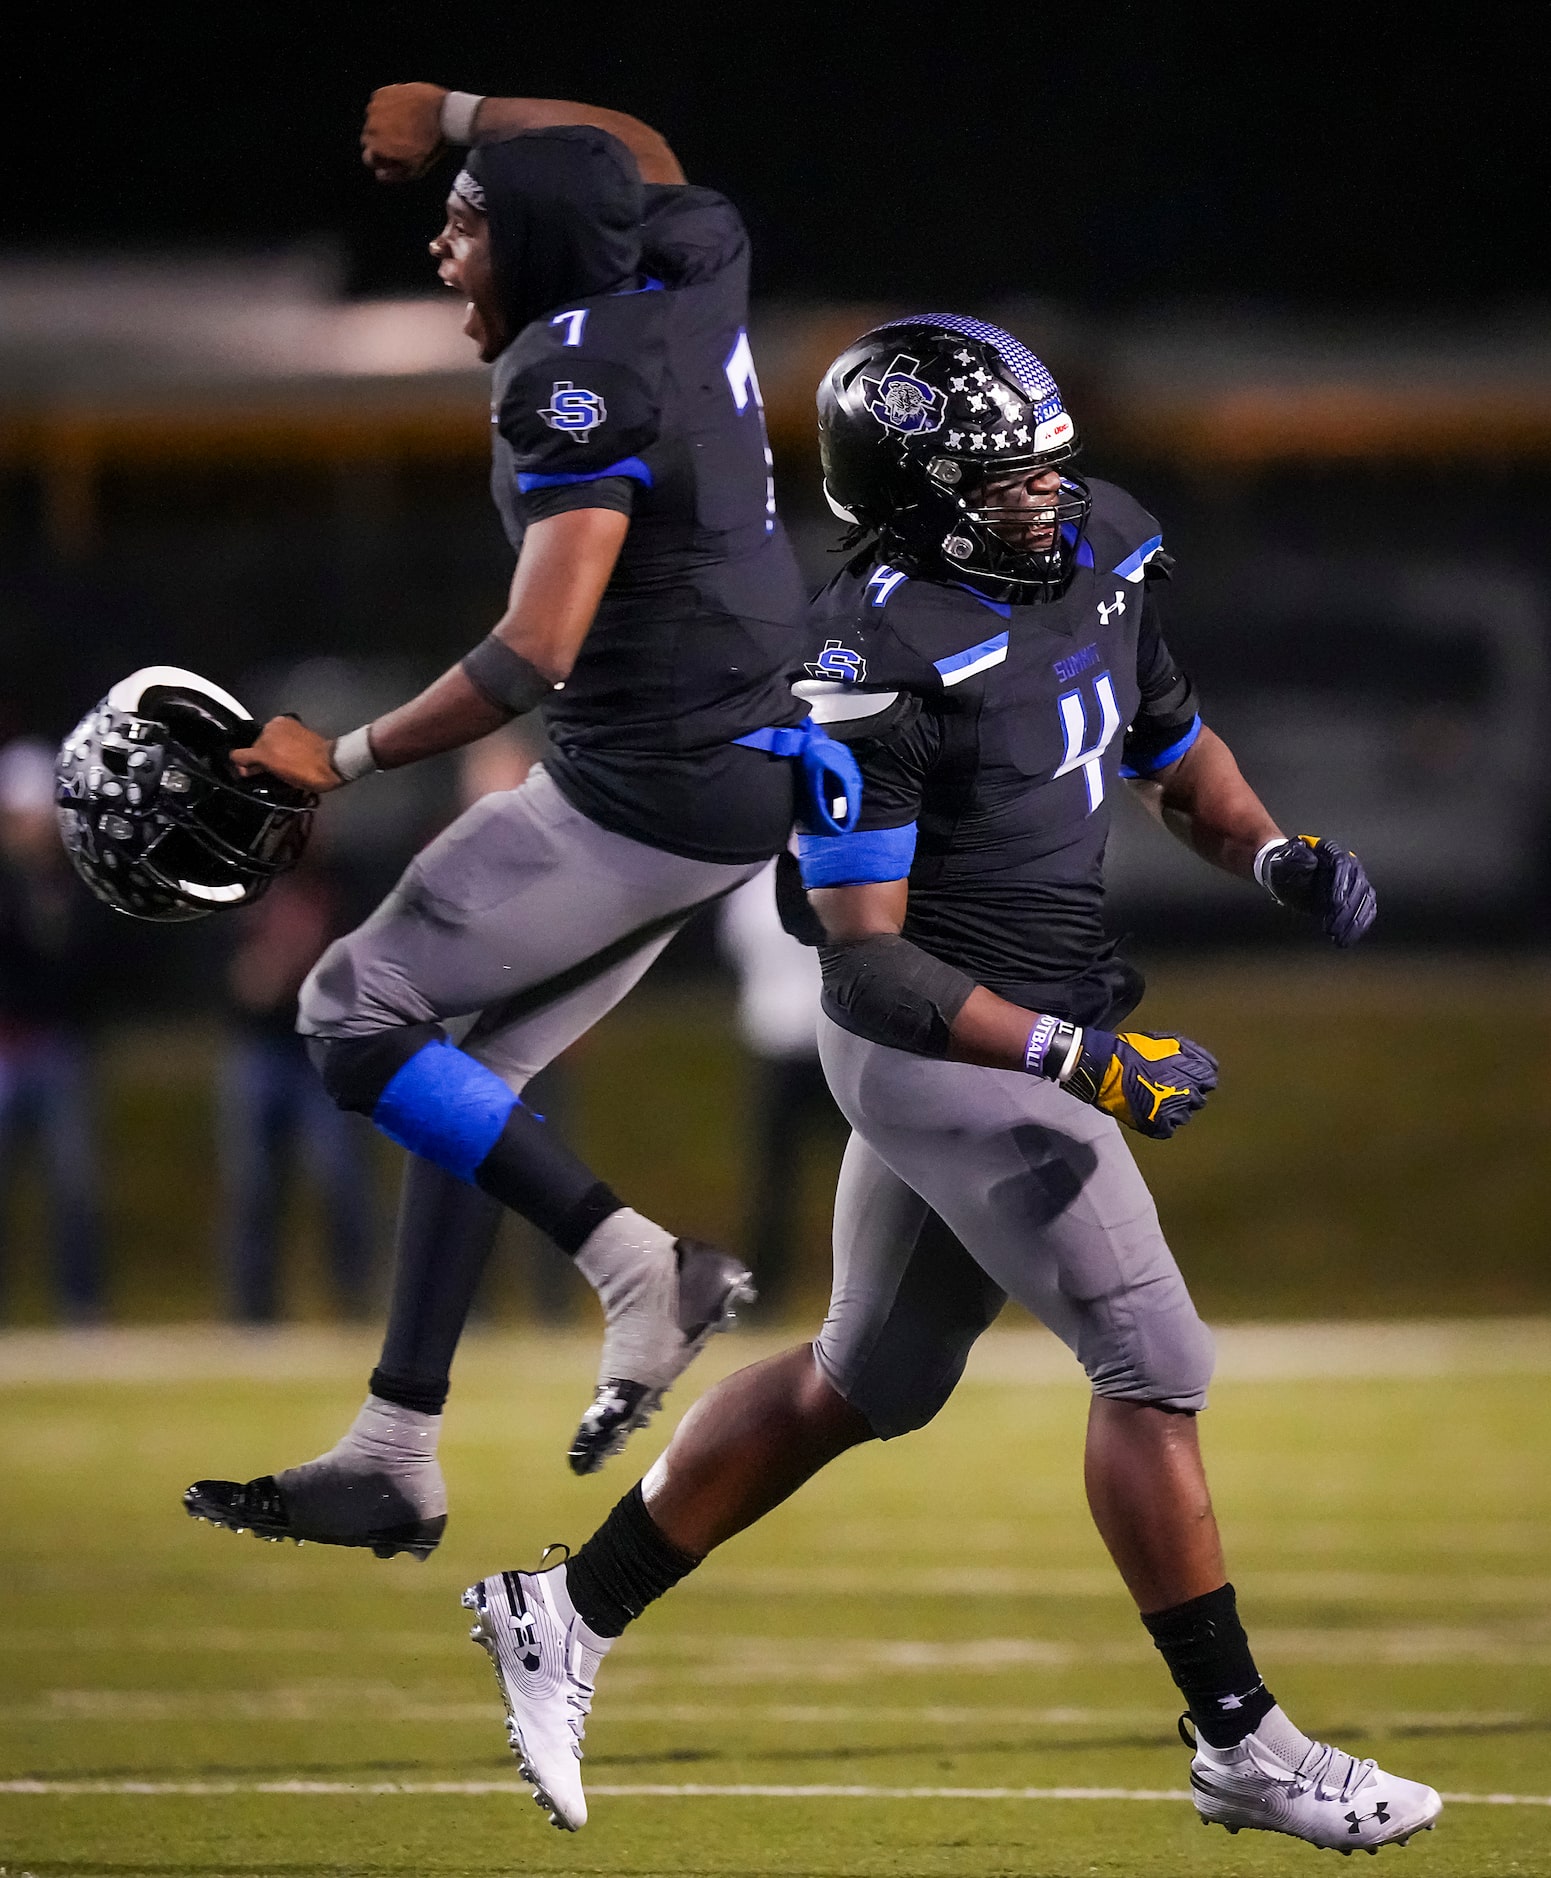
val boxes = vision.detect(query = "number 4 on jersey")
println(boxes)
[723,328,764,411]
[724,327,777,536]
[1053,672,1121,812]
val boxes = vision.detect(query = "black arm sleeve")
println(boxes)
[818,934,975,1057]
[800,708,975,1054]
[518,476,637,522]
[1121,573,1202,777]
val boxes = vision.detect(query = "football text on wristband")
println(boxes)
[439,92,486,144]
[330,725,379,783]
[1023,1013,1084,1082]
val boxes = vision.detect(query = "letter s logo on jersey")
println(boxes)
[804,640,867,685]
[538,381,607,441]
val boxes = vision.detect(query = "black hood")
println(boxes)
[468,127,644,340]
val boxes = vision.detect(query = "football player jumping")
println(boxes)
[184,86,858,1555]
[459,318,1438,1855]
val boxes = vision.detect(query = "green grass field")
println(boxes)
[5,955,1548,1330]
[3,1321,1548,1877]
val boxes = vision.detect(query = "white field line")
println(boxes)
[0,1778,1545,1805]
[8,1571,1549,1608]
[707,1567,1551,1603]
[818,1516,1551,1557]
[971,1318,1551,1385]
[3,1627,1548,1669]
[4,1694,1538,1730]
[4,1319,1551,1386]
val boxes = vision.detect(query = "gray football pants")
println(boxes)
[294,765,765,1388]
[298,764,765,1079]
[814,1018,1215,1437]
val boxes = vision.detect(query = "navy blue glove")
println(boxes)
[1257,835,1376,948]
[1061,1027,1219,1140]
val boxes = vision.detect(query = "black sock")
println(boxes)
[565,1483,702,1638]
[473,1104,622,1254]
[1141,1582,1275,1748]
[368,1157,505,1416]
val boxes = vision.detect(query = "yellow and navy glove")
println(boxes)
[1024,1015,1217,1140]
[1255,834,1376,948]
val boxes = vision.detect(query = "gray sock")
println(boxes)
[573,1209,683,1390]
[274,1396,446,1534]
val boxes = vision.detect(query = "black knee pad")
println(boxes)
[308,1022,448,1115]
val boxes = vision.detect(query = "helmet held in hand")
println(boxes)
[55,666,314,922]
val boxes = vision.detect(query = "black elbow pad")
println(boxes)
[819,934,975,1057]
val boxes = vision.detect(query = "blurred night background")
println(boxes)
[2,7,1547,1327]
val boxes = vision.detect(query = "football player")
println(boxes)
[184,85,859,1556]
[458,318,1437,1855]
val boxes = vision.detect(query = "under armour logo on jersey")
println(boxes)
[861,356,945,435]
[538,381,607,440]
[805,640,867,684]
[1097,589,1127,624]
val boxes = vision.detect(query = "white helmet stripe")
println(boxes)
[105,666,252,722]
[174,879,250,903]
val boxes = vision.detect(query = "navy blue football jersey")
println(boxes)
[797,478,1201,1026]
[488,184,806,862]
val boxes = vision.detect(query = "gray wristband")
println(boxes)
[329,725,378,783]
[460,635,553,717]
[439,91,486,144]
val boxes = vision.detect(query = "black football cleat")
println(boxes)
[182,1473,445,1561]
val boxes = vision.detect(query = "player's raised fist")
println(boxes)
[230,717,345,793]
[1063,1028,1219,1140]
[1258,834,1376,948]
[361,83,449,182]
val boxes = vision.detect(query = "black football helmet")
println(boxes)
[818,314,1090,594]
[55,666,314,922]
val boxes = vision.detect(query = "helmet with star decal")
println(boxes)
[817,315,1091,594]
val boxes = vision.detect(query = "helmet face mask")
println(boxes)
[936,467,1092,590]
[55,667,314,923]
[818,316,1092,595]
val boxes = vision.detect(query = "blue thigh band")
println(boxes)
[373,1039,518,1183]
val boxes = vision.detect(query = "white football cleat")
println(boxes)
[1188,1706,1442,1853]
[463,1560,611,1832]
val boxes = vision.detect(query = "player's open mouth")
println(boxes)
[993,514,1057,548]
